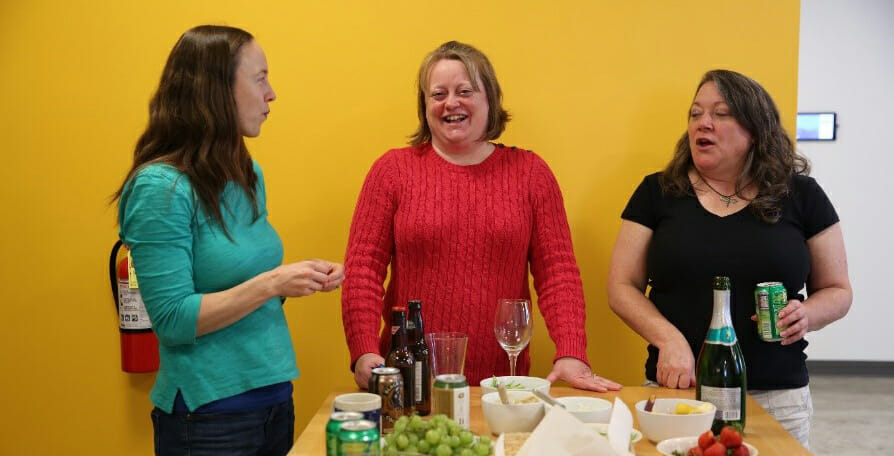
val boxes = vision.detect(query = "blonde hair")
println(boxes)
[409,41,510,145]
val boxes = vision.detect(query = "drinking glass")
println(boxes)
[493,298,533,376]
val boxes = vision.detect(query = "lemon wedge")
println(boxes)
[674,403,694,414]
[693,403,715,414]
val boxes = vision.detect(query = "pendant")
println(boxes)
[720,195,737,207]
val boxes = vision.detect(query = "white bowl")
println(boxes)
[554,396,613,423]
[481,391,545,435]
[634,398,715,443]
[656,436,758,456]
[585,422,643,444]
[480,376,551,396]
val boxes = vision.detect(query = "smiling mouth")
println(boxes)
[443,114,468,123]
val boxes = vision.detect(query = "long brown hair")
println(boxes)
[409,41,510,146]
[113,25,258,234]
[660,69,810,223]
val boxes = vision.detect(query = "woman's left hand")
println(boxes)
[546,357,622,392]
[321,261,345,292]
[753,298,809,345]
[777,299,809,345]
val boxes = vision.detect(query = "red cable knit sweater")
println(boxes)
[342,143,589,385]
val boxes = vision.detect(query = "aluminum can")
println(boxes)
[337,419,380,456]
[431,374,470,429]
[368,366,403,432]
[755,282,787,342]
[326,411,363,456]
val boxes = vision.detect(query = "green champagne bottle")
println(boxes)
[696,276,747,433]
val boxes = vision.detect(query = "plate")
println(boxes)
[655,436,758,456]
[585,422,643,443]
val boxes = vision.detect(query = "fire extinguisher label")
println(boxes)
[127,251,139,289]
[118,279,152,330]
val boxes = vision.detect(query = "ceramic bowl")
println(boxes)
[554,396,613,423]
[481,391,545,435]
[634,398,715,443]
[656,436,758,456]
[479,376,551,396]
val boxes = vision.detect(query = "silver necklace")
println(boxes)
[697,173,739,207]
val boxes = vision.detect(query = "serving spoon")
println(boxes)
[532,389,566,408]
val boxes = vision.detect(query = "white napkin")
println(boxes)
[606,398,635,455]
[506,400,634,456]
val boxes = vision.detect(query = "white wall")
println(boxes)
[799,0,894,361]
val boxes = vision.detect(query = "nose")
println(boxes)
[444,93,460,109]
[696,113,713,130]
[266,86,276,102]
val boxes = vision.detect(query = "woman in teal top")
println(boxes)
[114,25,344,456]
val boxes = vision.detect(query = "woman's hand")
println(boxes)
[546,357,622,392]
[354,353,385,390]
[321,261,345,292]
[270,260,331,297]
[656,338,696,389]
[777,299,809,345]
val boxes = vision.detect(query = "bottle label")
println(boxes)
[700,385,742,420]
[705,326,737,346]
[414,362,422,402]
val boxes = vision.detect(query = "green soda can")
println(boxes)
[755,282,787,342]
[337,419,380,456]
[326,411,363,456]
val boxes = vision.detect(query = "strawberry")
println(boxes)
[702,442,726,456]
[686,446,704,456]
[718,426,743,448]
[698,430,715,450]
[729,445,750,456]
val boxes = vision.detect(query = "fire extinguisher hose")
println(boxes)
[110,239,124,311]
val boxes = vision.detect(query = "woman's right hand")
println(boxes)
[656,338,696,389]
[270,260,331,297]
[354,353,385,390]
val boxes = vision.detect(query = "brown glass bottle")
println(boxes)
[385,307,415,415]
[407,300,431,415]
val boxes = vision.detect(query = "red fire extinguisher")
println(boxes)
[109,240,160,373]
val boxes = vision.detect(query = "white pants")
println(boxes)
[750,386,812,449]
[642,380,812,448]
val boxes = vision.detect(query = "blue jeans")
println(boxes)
[151,399,295,456]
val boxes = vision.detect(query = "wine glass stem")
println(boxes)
[508,352,519,376]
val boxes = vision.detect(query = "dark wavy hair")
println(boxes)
[660,69,810,223]
[112,25,258,235]
[409,40,510,146]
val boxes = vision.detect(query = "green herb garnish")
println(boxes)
[489,375,525,389]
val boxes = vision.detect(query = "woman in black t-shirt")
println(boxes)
[607,70,852,447]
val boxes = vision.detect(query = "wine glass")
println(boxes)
[493,298,533,376]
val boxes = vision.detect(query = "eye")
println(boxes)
[459,88,474,96]
[689,110,702,119]
[430,91,446,101]
[714,111,730,117]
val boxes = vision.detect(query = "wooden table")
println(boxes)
[289,386,811,455]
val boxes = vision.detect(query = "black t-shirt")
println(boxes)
[621,172,839,390]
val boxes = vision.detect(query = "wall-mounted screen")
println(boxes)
[797,112,837,141]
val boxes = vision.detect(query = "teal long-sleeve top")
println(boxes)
[118,161,299,413]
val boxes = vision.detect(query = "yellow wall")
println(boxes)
[0,1,799,453]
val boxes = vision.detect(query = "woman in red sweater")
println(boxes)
[342,41,620,392]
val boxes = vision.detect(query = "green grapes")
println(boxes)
[380,414,493,455]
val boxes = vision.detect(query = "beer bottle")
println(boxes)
[386,307,415,415]
[696,276,747,433]
[407,300,431,415]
